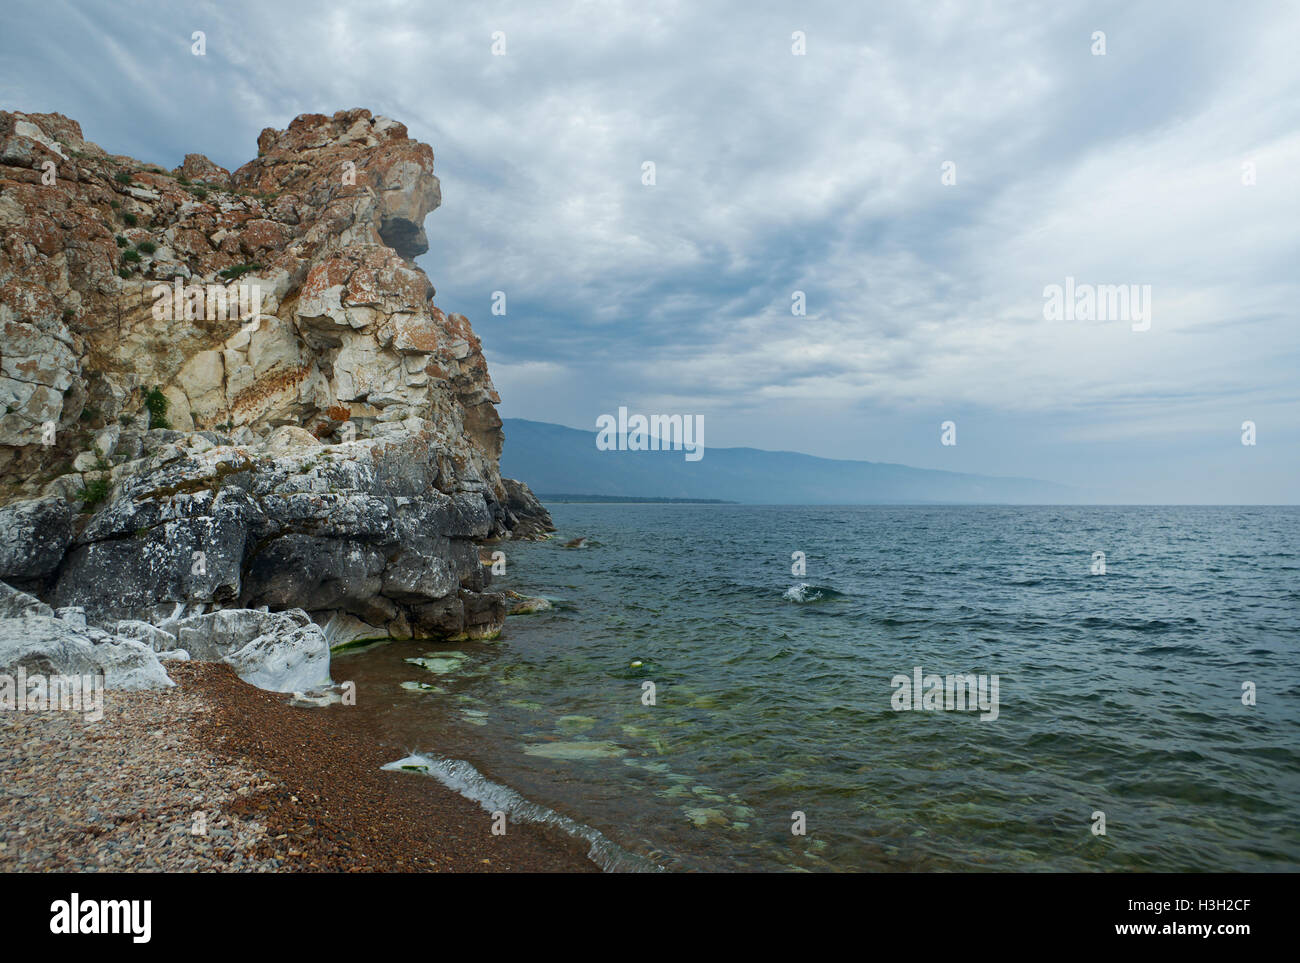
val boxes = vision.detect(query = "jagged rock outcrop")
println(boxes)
[0,107,552,650]
[0,583,174,689]
[0,495,72,586]
[500,476,557,540]
[0,615,175,689]
[0,579,333,693]
[169,607,330,693]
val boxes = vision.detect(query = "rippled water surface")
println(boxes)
[339,505,1300,871]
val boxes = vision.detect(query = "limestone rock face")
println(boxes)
[0,607,174,691]
[175,153,230,188]
[0,496,73,585]
[171,607,330,693]
[0,107,552,645]
[0,580,54,619]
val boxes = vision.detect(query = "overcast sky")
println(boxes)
[3,0,1297,501]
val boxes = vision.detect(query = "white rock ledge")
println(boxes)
[0,580,331,695]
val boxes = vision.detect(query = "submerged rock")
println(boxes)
[405,650,469,675]
[503,590,553,615]
[523,741,627,761]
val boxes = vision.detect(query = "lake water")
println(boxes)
[339,504,1300,871]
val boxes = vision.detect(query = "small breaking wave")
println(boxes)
[783,583,843,603]
[383,753,661,873]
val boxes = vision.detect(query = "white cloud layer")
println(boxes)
[2,0,1296,500]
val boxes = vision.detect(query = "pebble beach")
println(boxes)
[0,662,594,873]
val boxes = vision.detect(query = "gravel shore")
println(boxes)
[1,662,595,872]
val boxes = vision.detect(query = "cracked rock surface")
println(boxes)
[0,107,554,650]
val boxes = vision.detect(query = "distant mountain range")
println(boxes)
[501,419,1082,504]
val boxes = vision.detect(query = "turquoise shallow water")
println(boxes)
[340,504,1300,871]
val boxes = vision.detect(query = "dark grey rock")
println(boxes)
[0,496,73,582]
[0,580,54,619]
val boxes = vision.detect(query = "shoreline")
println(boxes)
[0,661,596,873]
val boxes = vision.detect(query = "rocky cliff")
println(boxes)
[0,107,552,653]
